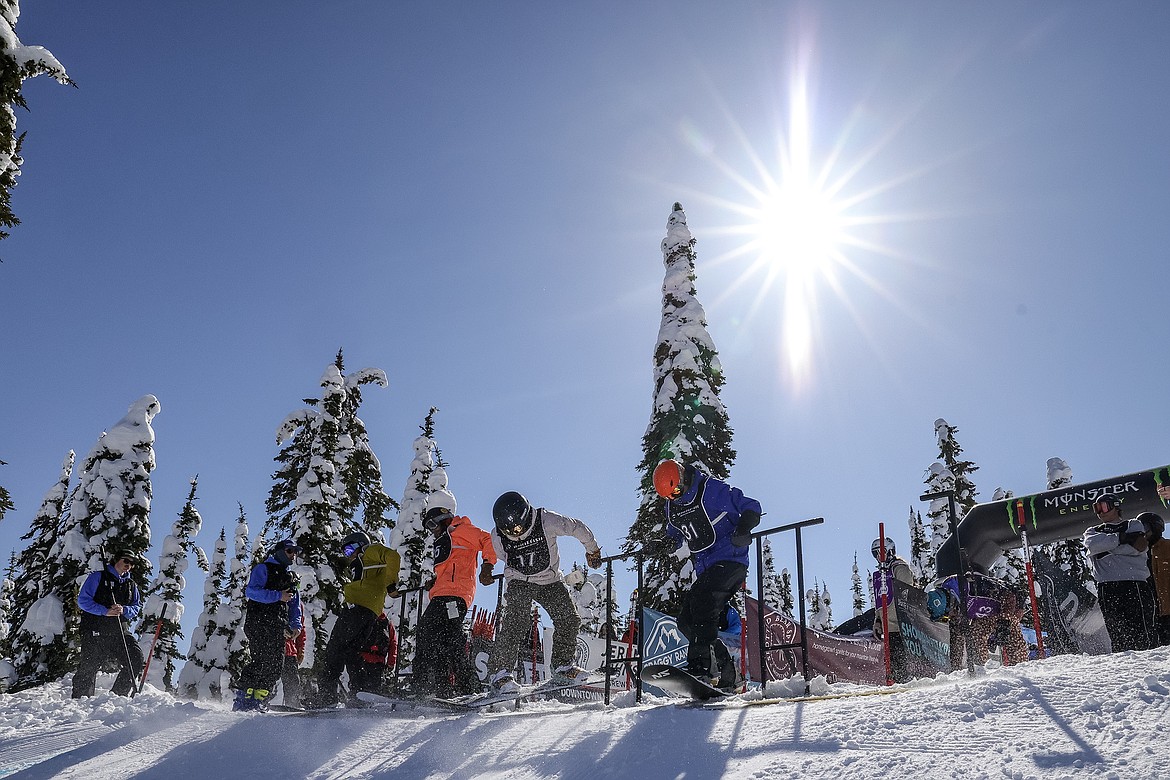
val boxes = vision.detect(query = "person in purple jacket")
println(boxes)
[654,459,761,691]
[72,549,144,698]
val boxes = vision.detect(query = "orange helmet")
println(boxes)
[653,459,687,499]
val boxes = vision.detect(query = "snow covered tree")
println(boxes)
[0,1,74,243]
[177,528,229,700]
[851,553,866,618]
[2,450,72,680]
[923,418,979,567]
[907,505,930,583]
[778,567,795,619]
[140,477,208,692]
[1040,457,1093,589]
[18,397,160,687]
[806,582,833,631]
[0,460,11,522]
[760,538,784,610]
[388,408,450,668]
[223,506,251,684]
[264,352,394,671]
[624,203,738,615]
[989,487,1028,593]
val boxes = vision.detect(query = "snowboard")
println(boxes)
[640,664,728,701]
[441,673,608,710]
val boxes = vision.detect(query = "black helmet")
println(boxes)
[423,506,455,532]
[1138,512,1165,541]
[341,530,371,555]
[493,491,533,540]
[871,537,895,559]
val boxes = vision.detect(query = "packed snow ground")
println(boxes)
[2,647,1169,780]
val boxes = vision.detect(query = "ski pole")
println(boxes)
[111,599,140,698]
[138,602,168,692]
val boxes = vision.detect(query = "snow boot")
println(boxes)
[490,670,520,695]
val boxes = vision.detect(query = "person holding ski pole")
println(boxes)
[654,458,761,692]
[72,549,145,698]
[410,498,497,698]
[871,537,916,683]
[233,538,303,712]
[483,491,602,695]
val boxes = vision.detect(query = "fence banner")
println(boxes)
[893,579,953,677]
[639,607,743,669]
[744,596,886,685]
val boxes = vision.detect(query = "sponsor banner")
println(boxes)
[639,607,743,669]
[743,596,886,685]
[1031,548,1111,655]
[893,579,952,677]
[542,628,636,672]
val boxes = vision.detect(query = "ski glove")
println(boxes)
[586,548,603,569]
[478,562,495,586]
[731,510,762,547]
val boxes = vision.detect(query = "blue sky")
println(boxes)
[2,2,1168,637]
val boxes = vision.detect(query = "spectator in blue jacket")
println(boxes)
[233,539,303,711]
[72,549,145,698]
[654,459,761,691]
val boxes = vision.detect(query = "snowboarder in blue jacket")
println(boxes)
[654,459,761,691]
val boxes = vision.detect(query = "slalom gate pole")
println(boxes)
[1016,500,1046,659]
[138,602,168,693]
[878,523,892,686]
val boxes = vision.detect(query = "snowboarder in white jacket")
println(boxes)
[481,491,602,694]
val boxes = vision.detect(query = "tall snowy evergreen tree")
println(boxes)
[0,1,73,243]
[851,553,866,618]
[2,451,72,679]
[923,418,979,569]
[22,397,160,686]
[907,505,930,583]
[223,506,251,684]
[1040,457,1093,588]
[140,477,208,691]
[264,353,394,669]
[177,528,229,700]
[388,408,450,668]
[623,203,737,615]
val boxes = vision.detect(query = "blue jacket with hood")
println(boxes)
[664,469,762,576]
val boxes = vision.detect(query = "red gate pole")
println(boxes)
[1016,500,1047,659]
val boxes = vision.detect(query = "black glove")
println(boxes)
[478,562,495,586]
[731,510,761,547]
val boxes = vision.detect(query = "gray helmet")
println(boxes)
[871,537,895,559]
[341,530,371,555]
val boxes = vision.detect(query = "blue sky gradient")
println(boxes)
[2,2,1168,635]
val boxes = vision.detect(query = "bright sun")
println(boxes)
[693,47,896,391]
